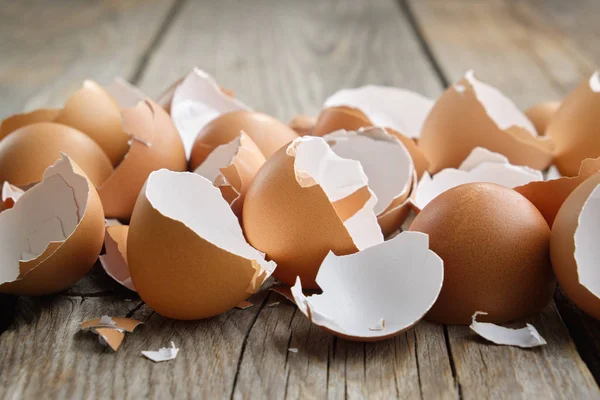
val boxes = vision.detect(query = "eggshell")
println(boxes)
[103,77,146,109]
[291,232,443,341]
[514,156,600,227]
[54,80,129,166]
[546,72,600,176]
[418,70,553,173]
[0,182,23,212]
[97,99,187,220]
[469,312,546,348]
[288,114,317,136]
[193,131,265,217]
[190,111,298,169]
[0,155,105,295]
[81,315,142,332]
[410,183,554,325]
[0,122,113,188]
[128,169,275,320]
[243,136,383,288]
[524,101,560,135]
[0,108,60,141]
[550,172,600,320]
[99,225,134,291]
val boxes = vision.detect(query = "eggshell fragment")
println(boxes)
[190,111,298,169]
[414,147,542,210]
[80,315,143,332]
[321,85,434,138]
[103,77,146,108]
[515,156,600,227]
[193,131,266,217]
[410,183,554,325]
[0,108,60,141]
[142,342,179,362]
[94,328,125,351]
[323,128,415,236]
[1,182,23,212]
[546,72,600,176]
[551,173,600,320]
[128,169,276,320]
[288,114,317,136]
[419,70,553,173]
[97,99,187,220]
[99,225,134,291]
[524,101,560,135]
[291,232,443,341]
[243,136,383,288]
[0,122,113,188]
[0,155,105,295]
[470,312,546,348]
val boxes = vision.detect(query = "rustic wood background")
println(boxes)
[1,0,600,398]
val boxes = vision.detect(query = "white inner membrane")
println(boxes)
[574,184,600,298]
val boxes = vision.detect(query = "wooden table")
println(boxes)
[1,0,600,398]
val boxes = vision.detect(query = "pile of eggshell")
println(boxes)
[2,67,600,346]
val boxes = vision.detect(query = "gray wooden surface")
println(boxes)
[1,0,600,398]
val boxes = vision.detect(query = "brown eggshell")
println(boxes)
[0,156,105,295]
[418,74,553,173]
[99,225,134,291]
[189,111,298,169]
[54,80,129,166]
[288,114,317,136]
[0,122,113,188]
[515,156,600,227]
[546,74,600,176]
[242,145,361,288]
[524,101,560,135]
[551,172,600,320]
[410,183,555,325]
[97,99,187,220]
[0,108,60,141]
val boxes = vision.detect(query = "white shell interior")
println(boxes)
[99,228,135,292]
[193,135,241,185]
[292,232,443,339]
[574,184,600,298]
[323,85,434,138]
[2,182,24,203]
[104,77,146,108]
[590,71,600,93]
[469,312,546,348]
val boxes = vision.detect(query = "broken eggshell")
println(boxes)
[0,155,105,295]
[414,147,543,210]
[469,312,546,348]
[524,101,560,135]
[418,70,553,173]
[103,77,146,109]
[127,169,276,320]
[81,315,142,351]
[243,136,383,288]
[291,232,443,341]
[99,225,134,291]
[0,182,24,212]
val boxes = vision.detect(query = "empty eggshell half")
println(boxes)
[128,169,276,320]
[0,155,105,295]
[515,156,600,227]
[97,99,187,220]
[0,108,60,141]
[419,70,553,173]
[243,136,383,288]
[546,72,600,176]
[193,131,265,217]
[414,147,543,210]
[469,312,546,348]
[168,68,251,157]
[524,101,560,135]
[99,225,134,291]
[551,172,600,320]
[291,231,443,341]
[321,85,434,139]
[323,128,415,236]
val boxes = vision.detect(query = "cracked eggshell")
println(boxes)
[243,136,383,288]
[419,70,553,173]
[323,128,415,236]
[103,78,146,109]
[0,122,113,188]
[128,169,275,320]
[1,182,24,212]
[97,99,187,220]
[193,132,265,217]
[515,157,600,227]
[546,72,600,176]
[524,101,560,135]
[320,85,434,139]
[551,172,600,320]
[410,183,554,325]
[190,111,298,169]
[469,312,546,348]
[0,108,60,141]
[0,155,105,295]
[291,232,443,341]
[414,147,543,210]
[99,225,134,291]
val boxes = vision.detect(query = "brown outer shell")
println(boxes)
[409,183,555,325]
[546,79,600,177]
[0,161,105,295]
[524,101,560,135]
[288,114,317,136]
[189,111,298,169]
[551,172,600,320]
[0,122,113,188]
[0,108,60,141]
[127,186,264,320]
[418,78,554,174]
[97,100,187,220]
[242,146,359,289]
[515,157,600,227]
